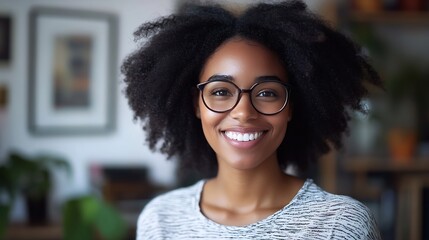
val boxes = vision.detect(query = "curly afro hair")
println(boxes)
[121,0,382,179]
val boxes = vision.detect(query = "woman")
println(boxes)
[122,1,382,239]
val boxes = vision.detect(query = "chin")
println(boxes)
[222,155,266,171]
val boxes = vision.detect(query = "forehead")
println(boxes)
[199,37,287,83]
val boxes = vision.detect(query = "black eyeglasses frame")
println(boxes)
[196,79,291,116]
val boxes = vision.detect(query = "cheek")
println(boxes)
[198,100,223,136]
[273,108,291,138]
[200,110,222,130]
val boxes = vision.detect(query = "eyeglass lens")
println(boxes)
[201,81,288,115]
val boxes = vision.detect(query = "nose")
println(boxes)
[229,93,258,121]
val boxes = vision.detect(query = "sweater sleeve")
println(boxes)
[136,198,164,240]
[329,198,381,240]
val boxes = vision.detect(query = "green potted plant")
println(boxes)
[0,151,71,228]
[0,165,13,237]
[62,195,127,240]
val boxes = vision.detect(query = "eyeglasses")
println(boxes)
[196,79,291,115]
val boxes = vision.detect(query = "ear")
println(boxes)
[193,90,201,119]
[195,104,201,119]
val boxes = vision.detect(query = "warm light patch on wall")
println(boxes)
[0,84,8,108]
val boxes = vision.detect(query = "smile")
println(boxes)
[224,131,264,142]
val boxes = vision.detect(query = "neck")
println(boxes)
[209,155,290,210]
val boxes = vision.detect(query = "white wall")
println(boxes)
[0,0,332,221]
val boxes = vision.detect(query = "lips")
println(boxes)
[224,131,264,142]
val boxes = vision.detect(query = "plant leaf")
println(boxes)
[62,198,92,240]
[94,201,127,240]
[0,204,10,239]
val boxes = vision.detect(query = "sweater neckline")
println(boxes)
[193,178,312,230]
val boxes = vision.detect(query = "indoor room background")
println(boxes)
[0,0,428,239]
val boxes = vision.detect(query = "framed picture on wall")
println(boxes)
[28,8,118,135]
[0,14,12,65]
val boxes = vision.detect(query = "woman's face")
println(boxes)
[197,37,292,171]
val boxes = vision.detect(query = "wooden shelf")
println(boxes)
[5,224,62,240]
[343,157,429,173]
[348,11,429,24]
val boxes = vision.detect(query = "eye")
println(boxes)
[256,90,278,98]
[211,88,233,97]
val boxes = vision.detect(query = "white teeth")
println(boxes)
[224,131,263,142]
[243,133,249,141]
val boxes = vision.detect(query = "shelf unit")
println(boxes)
[338,7,429,240]
[343,157,429,198]
[343,157,429,240]
[344,157,429,172]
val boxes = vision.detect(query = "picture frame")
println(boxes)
[175,0,247,14]
[0,14,12,65]
[28,8,118,135]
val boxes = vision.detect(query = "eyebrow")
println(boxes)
[206,75,233,82]
[255,76,284,83]
[205,75,284,83]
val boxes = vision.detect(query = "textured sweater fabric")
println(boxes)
[136,179,381,240]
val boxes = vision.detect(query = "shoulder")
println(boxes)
[298,180,372,213]
[298,180,381,239]
[304,181,371,215]
[327,195,381,239]
[139,180,202,217]
[136,180,203,239]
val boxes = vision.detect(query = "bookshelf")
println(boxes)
[337,4,429,239]
[342,157,429,240]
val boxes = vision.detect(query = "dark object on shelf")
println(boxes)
[26,196,48,225]
[103,166,148,182]
[99,166,163,202]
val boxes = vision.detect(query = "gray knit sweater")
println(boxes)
[136,179,381,240]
